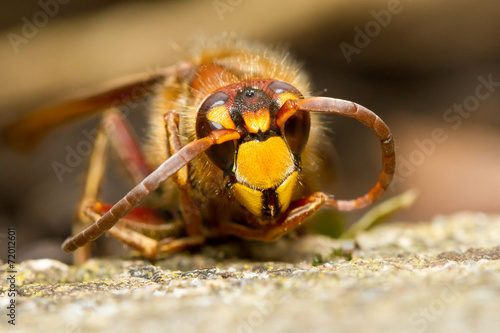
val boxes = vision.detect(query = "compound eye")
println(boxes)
[283,109,310,156]
[196,91,236,172]
[199,91,229,114]
[268,80,303,100]
[269,81,309,155]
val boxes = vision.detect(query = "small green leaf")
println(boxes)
[339,189,418,239]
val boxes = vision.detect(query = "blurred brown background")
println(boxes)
[1,0,499,263]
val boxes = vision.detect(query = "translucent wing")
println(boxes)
[1,68,177,150]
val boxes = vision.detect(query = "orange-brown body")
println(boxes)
[2,39,395,263]
[147,41,324,229]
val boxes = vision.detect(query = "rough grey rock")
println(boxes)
[1,212,499,333]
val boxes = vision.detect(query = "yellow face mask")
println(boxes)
[196,80,310,218]
[232,136,299,217]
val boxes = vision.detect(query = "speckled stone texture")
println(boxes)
[1,212,500,333]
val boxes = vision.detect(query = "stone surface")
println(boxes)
[1,212,500,333]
